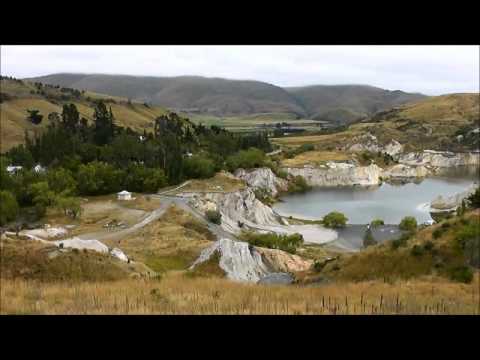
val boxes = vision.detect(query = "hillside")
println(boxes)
[273,93,480,152]
[26,73,426,122]
[0,77,168,152]
[286,84,426,124]
[26,73,306,118]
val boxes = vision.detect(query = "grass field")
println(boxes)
[1,273,477,314]
[281,150,352,167]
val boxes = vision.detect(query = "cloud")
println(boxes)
[1,45,478,95]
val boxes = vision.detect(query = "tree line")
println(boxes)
[0,101,272,225]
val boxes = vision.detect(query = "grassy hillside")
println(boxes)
[0,78,168,152]
[27,73,306,118]
[316,210,480,284]
[273,93,480,152]
[26,74,426,123]
[286,84,426,124]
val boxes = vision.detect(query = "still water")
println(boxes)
[273,167,479,225]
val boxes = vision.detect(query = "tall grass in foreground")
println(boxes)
[1,273,478,315]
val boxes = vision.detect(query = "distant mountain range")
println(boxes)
[27,73,427,124]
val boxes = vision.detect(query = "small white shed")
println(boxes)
[117,190,132,201]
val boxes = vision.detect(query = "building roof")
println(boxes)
[117,190,131,195]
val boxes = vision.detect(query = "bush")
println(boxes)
[391,233,410,250]
[0,190,19,225]
[206,210,222,225]
[466,187,480,209]
[183,155,216,179]
[323,211,348,228]
[288,175,310,193]
[432,228,444,239]
[410,245,424,257]
[226,148,266,172]
[370,219,384,227]
[399,216,417,232]
[242,232,304,254]
[456,222,480,267]
[423,241,435,251]
[448,265,473,283]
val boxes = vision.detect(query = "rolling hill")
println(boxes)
[0,77,168,152]
[286,84,426,124]
[26,73,427,123]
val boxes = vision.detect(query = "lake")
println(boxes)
[273,167,479,225]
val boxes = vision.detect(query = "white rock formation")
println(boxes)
[255,247,313,272]
[283,162,383,187]
[398,150,480,167]
[430,183,478,211]
[384,139,404,158]
[53,238,128,261]
[383,164,429,179]
[110,247,129,262]
[190,238,270,282]
[234,167,288,197]
[24,226,68,239]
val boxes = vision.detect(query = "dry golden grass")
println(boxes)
[1,272,478,314]
[0,79,168,151]
[281,150,351,167]
[101,205,215,273]
[177,172,246,193]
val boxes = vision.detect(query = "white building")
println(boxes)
[6,165,23,174]
[117,190,132,201]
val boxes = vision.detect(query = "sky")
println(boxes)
[1,45,478,95]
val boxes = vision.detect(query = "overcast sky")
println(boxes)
[1,45,478,95]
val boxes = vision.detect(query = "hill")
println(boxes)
[0,77,168,152]
[273,93,480,152]
[26,73,426,122]
[26,73,306,118]
[286,84,426,124]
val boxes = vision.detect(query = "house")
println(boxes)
[6,165,23,174]
[117,190,132,201]
[34,164,46,173]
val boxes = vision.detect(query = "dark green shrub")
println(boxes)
[432,228,444,239]
[410,245,424,257]
[323,211,348,228]
[242,232,304,254]
[423,241,434,252]
[399,216,417,232]
[0,190,19,226]
[391,233,410,250]
[288,175,310,193]
[363,228,377,248]
[370,219,385,227]
[205,210,222,225]
[448,265,473,283]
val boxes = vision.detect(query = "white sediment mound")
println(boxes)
[283,162,383,187]
[234,167,288,197]
[398,150,480,167]
[383,164,429,179]
[23,226,68,239]
[190,238,270,282]
[53,238,129,261]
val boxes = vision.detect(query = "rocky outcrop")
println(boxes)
[383,164,429,179]
[186,187,286,234]
[256,247,313,272]
[189,238,310,283]
[234,167,288,197]
[53,238,129,261]
[430,183,478,211]
[283,162,383,187]
[399,150,480,167]
[346,133,403,158]
[190,238,271,282]
[383,139,404,158]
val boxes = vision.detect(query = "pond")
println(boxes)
[273,166,479,225]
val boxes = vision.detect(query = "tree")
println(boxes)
[466,187,480,209]
[226,148,266,171]
[61,104,80,133]
[55,196,82,219]
[0,190,19,225]
[370,219,385,227]
[76,161,123,195]
[47,167,77,195]
[323,211,348,228]
[183,155,216,179]
[93,101,115,145]
[27,109,43,125]
[399,216,417,232]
